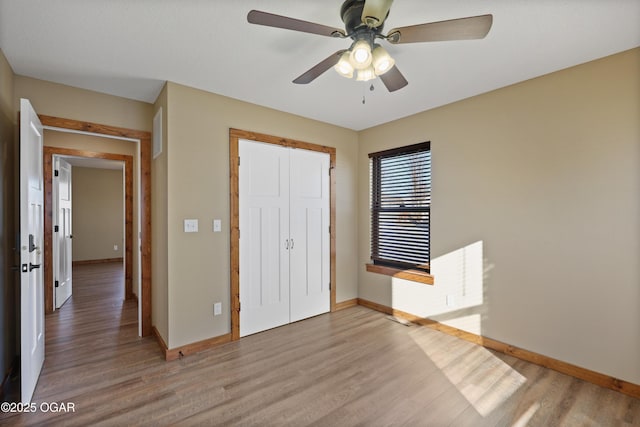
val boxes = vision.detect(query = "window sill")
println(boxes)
[365,264,434,285]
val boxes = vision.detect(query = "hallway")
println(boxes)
[44,262,141,369]
[13,262,162,425]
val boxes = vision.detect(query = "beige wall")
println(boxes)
[14,76,152,132]
[357,48,640,384]
[0,49,13,119]
[71,167,124,262]
[0,48,17,390]
[163,82,359,348]
[152,83,169,341]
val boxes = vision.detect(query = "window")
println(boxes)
[369,141,431,274]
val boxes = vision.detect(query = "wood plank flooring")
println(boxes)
[2,262,638,426]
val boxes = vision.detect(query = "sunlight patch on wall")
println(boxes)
[440,314,482,336]
[391,241,484,324]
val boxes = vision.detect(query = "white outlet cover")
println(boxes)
[214,302,222,315]
[213,219,221,232]
[184,219,198,233]
[446,294,456,307]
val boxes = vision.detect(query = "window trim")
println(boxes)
[365,263,434,285]
[368,141,432,283]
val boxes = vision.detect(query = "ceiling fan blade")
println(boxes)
[361,0,394,28]
[387,14,493,44]
[293,50,347,84]
[247,10,346,38]
[379,65,408,92]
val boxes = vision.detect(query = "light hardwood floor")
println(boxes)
[2,262,638,426]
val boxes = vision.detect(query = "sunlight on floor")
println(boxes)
[512,402,541,426]
[409,326,526,417]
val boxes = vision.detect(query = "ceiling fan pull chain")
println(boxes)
[362,81,367,104]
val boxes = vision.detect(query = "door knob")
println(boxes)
[29,263,41,271]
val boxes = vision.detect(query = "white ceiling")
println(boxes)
[1,0,639,131]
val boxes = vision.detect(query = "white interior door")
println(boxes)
[289,149,330,322]
[53,156,73,308]
[239,140,290,337]
[20,98,45,403]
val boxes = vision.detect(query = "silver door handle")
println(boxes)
[285,239,289,250]
[290,239,294,249]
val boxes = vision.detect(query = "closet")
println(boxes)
[239,139,330,337]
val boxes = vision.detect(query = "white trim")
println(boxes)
[152,108,162,158]
[43,125,139,143]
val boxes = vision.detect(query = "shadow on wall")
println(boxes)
[391,240,493,336]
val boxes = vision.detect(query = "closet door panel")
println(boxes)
[239,140,290,336]
[289,149,331,322]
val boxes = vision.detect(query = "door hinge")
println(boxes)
[54,169,59,177]
[55,280,59,288]
[54,225,59,232]
[238,156,240,166]
[329,225,331,234]
[238,302,241,312]
[329,282,331,290]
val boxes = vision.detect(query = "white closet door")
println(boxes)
[289,149,330,322]
[239,140,290,337]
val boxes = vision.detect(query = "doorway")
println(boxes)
[53,155,127,310]
[39,115,152,337]
[44,146,135,317]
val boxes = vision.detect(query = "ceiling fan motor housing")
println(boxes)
[340,0,386,36]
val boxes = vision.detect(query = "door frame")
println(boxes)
[45,147,133,304]
[229,128,336,341]
[40,115,153,337]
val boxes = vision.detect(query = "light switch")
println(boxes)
[213,219,222,232]
[184,219,199,233]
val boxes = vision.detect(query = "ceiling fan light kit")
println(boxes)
[372,44,395,74]
[350,39,373,68]
[334,51,355,78]
[247,0,493,92]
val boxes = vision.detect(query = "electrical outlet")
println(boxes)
[213,219,221,232]
[446,294,456,307]
[113,244,118,251]
[214,302,222,316]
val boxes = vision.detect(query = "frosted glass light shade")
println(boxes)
[372,45,395,75]
[349,40,372,69]
[334,51,354,78]
[356,66,376,81]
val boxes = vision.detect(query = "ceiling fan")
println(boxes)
[247,0,493,92]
